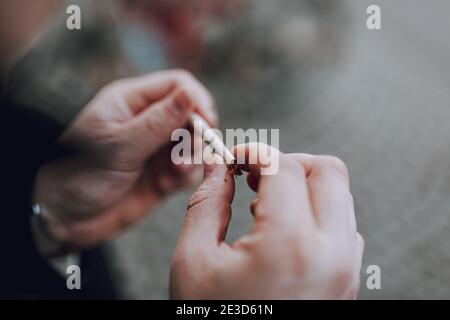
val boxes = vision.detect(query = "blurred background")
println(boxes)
[7,0,450,299]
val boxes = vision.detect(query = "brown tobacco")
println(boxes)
[227,160,243,176]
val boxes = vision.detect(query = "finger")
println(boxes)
[250,198,258,217]
[147,144,187,195]
[246,172,259,192]
[130,88,193,158]
[232,143,315,232]
[122,70,218,127]
[178,155,235,250]
[287,154,353,235]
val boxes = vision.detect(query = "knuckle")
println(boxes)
[332,263,355,292]
[357,233,365,249]
[186,187,212,211]
[165,94,187,118]
[171,69,195,83]
[103,79,127,92]
[176,83,190,95]
[329,243,355,279]
[203,90,217,113]
[318,155,349,180]
[281,157,305,175]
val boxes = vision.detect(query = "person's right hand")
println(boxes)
[170,143,364,299]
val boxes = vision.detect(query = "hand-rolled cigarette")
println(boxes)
[190,113,242,175]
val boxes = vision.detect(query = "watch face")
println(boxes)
[1,0,449,302]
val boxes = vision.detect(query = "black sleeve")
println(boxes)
[0,100,118,299]
[0,101,73,297]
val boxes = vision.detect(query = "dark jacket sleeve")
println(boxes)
[0,100,117,299]
[0,100,75,296]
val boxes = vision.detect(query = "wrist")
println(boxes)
[30,204,74,258]
[32,166,75,249]
[32,163,116,250]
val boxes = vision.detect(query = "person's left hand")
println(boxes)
[33,70,217,249]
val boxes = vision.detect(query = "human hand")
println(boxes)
[33,70,217,249]
[170,143,364,299]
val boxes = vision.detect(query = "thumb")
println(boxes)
[179,156,235,248]
[131,88,193,159]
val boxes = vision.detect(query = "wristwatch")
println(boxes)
[31,203,82,275]
[30,203,71,258]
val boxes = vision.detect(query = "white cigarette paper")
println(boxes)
[190,113,236,165]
